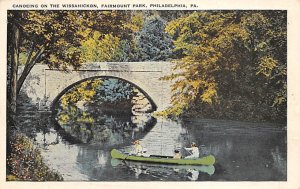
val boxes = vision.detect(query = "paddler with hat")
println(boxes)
[184,142,200,159]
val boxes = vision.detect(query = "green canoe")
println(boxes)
[111,149,216,165]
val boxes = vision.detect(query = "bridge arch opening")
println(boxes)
[50,76,158,113]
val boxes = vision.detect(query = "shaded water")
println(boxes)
[17,111,286,181]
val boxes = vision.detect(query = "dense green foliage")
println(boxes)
[162,11,286,122]
[7,133,63,181]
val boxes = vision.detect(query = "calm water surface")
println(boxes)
[18,111,286,181]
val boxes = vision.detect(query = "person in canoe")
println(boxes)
[173,149,182,159]
[131,140,147,156]
[184,142,200,159]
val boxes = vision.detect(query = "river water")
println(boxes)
[17,111,286,181]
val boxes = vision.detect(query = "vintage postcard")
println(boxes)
[0,0,299,189]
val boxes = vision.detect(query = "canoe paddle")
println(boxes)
[181,147,192,155]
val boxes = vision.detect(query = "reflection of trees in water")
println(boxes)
[16,111,52,139]
[53,77,157,145]
[75,147,109,177]
[56,103,157,145]
[110,159,215,181]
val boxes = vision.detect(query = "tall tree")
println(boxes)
[7,10,84,116]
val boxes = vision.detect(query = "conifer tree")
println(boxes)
[135,15,173,61]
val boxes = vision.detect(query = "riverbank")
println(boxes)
[182,99,287,124]
[180,117,287,135]
[154,108,286,126]
[6,132,63,181]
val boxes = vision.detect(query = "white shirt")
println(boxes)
[185,146,200,158]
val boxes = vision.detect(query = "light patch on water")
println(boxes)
[35,131,90,180]
[97,151,106,165]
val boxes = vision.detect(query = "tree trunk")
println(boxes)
[16,46,45,95]
[9,24,20,115]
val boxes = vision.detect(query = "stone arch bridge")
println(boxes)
[19,62,173,112]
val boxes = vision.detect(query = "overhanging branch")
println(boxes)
[16,45,45,95]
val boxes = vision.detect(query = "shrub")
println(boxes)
[7,133,63,181]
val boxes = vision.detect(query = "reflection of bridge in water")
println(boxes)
[122,117,190,157]
[19,62,173,112]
